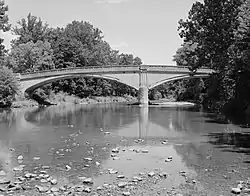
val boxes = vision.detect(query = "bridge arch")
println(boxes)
[18,65,213,104]
[148,74,209,90]
[21,74,138,95]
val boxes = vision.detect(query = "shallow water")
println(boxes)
[0,104,250,195]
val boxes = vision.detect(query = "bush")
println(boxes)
[0,66,19,108]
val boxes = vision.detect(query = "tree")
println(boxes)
[12,13,49,45]
[118,53,143,65]
[173,41,200,71]
[118,53,134,65]
[8,40,55,73]
[0,66,19,108]
[177,0,242,71]
[173,0,248,109]
[133,56,143,65]
[0,0,10,62]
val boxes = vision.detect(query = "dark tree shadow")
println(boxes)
[206,132,250,155]
[203,112,229,124]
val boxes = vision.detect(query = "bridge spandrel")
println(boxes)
[18,65,213,94]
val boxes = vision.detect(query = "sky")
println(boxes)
[1,0,199,65]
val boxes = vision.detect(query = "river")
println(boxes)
[0,104,250,195]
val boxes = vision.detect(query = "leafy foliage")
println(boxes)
[0,0,10,61]
[0,1,19,107]
[8,40,55,73]
[172,0,250,111]
[12,13,49,45]
[0,66,19,108]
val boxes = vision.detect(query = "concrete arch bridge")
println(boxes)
[16,65,214,104]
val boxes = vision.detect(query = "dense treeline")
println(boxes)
[168,0,250,117]
[0,7,142,106]
[0,1,19,108]
[9,14,142,99]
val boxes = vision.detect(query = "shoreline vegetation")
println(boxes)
[11,93,138,109]
[10,92,196,109]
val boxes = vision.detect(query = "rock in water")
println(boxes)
[118,182,128,188]
[148,171,155,177]
[0,171,6,176]
[123,191,131,196]
[17,155,23,160]
[231,187,241,194]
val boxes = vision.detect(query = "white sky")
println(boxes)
[1,0,199,65]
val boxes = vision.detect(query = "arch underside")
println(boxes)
[21,73,210,94]
[148,74,209,90]
[22,74,139,94]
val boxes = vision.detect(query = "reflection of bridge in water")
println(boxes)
[21,105,197,138]
[13,104,203,139]
[1,104,228,148]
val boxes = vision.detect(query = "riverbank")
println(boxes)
[150,101,195,107]
[11,94,197,109]
[11,93,138,109]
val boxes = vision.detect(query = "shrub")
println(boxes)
[0,66,19,108]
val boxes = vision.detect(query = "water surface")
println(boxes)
[0,104,250,195]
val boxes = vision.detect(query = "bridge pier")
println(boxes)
[138,67,148,105]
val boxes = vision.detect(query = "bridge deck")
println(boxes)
[18,65,213,80]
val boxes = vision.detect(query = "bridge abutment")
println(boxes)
[138,68,149,105]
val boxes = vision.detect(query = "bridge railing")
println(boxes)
[19,65,213,77]
[20,66,139,77]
